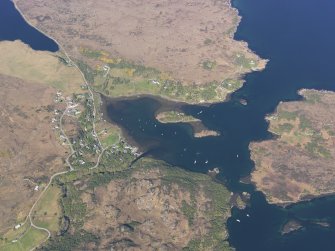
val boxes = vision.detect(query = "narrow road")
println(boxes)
[11,3,110,250]
[26,58,105,251]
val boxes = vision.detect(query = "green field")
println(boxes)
[78,48,245,104]
[0,227,48,251]
[31,185,62,233]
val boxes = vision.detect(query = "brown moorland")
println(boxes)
[43,158,233,251]
[0,74,67,230]
[250,89,335,205]
[0,40,83,233]
[14,0,266,86]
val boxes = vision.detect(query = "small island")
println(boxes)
[281,220,303,235]
[0,40,234,251]
[156,110,221,138]
[250,89,335,205]
[230,192,249,210]
[313,221,330,228]
[5,0,270,249]
[194,129,221,138]
[156,111,200,123]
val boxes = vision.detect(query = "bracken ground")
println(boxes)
[14,0,266,103]
[250,89,335,205]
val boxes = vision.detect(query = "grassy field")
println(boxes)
[78,48,244,104]
[31,185,62,233]
[0,227,48,251]
[99,124,122,148]
[0,40,83,94]
[101,132,120,147]
[0,185,61,251]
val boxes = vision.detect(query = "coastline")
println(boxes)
[249,142,335,207]
[249,88,335,207]
[13,0,267,107]
[6,0,335,250]
[9,1,269,250]
[11,0,60,51]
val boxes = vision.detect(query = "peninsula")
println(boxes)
[0,0,269,249]
[14,0,266,104]
[250,89,335,205]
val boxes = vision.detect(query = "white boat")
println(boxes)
[236,219,241,222]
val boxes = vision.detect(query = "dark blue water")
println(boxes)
[0,0,58,51]
[105,0,335,250]
[2,0,335,249]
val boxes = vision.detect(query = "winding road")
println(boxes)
[10,3,109,250]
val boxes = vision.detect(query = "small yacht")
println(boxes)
[236,219,241,223]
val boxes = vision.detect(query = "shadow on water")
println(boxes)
[105,0,335,250]
[2,0,335,249]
